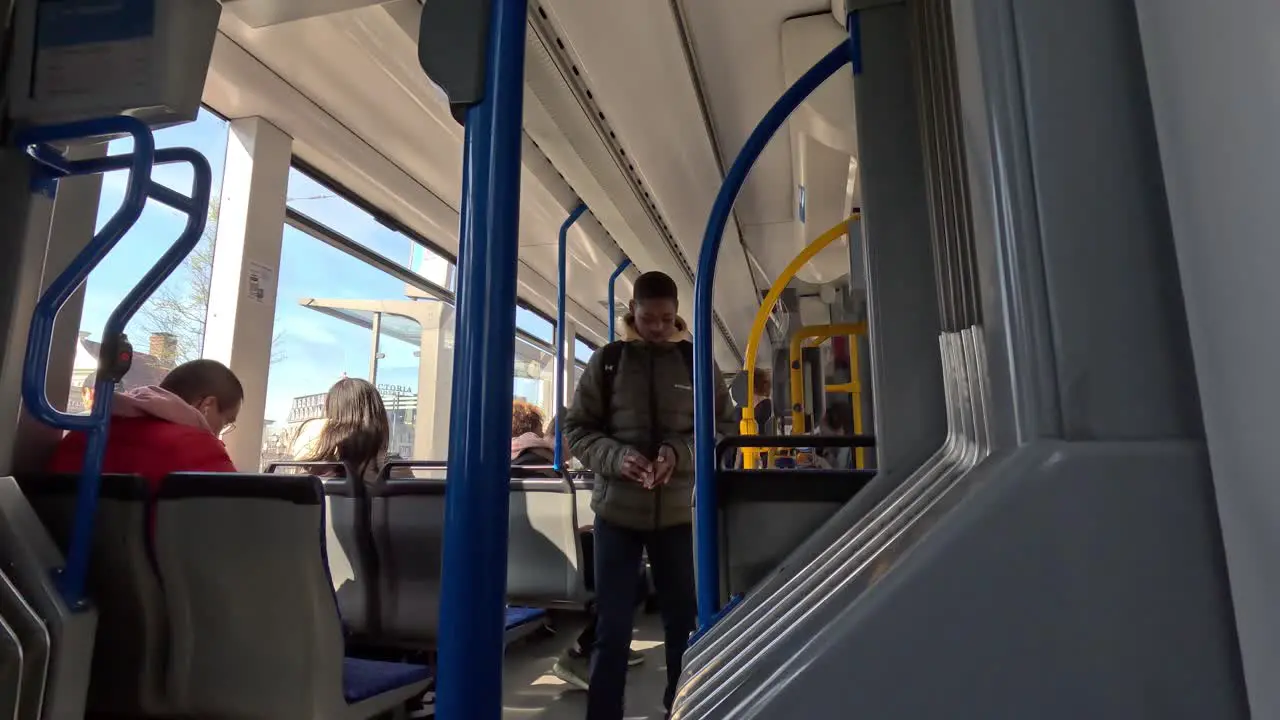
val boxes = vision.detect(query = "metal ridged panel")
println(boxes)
[911,0,981,331]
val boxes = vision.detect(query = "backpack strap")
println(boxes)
[675,340,694,380]
[599,341,626,424]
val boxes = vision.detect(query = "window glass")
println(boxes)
[286,168,454,291]
[513,335,555,427]
[260,222,446,468]
[516,305,554,345]
[574,338,595,364]
[70,108,229,413]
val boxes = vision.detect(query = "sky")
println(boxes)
[79,109,593,427]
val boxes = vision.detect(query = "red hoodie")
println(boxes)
[48,386,237,494]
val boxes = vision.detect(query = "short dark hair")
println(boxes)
[160,359,244,409]
[633,271,678,303]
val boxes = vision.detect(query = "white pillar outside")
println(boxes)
[414,303,454,460]
[558,318,577,424]
[203,117,292,471]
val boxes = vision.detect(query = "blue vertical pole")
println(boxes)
[435,0,527,716]
[607,258,631,342]
[555,203,588,470]
[692,38,856,628]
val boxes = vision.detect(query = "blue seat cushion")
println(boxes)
[505,606,546,630]
[343,657,432,704]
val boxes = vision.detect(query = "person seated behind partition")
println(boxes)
[48,359,241,491]
[817,400,856,470]
[291,377,389,484]
[509,402,648,688]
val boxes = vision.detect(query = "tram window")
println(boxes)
[514,335,555,421]
[69,108,229,414]
[260,224,436,468]
[574,338,594,365]
[517,305,554,345]
[286,167,455,291]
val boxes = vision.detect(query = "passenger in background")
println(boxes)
[292,377,389,484]
[510,400,555,467]
[818,400,855,470]
[48,359,241,490]
[566,270,736,720]
[751,369,774,433]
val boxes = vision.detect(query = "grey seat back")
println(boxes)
[0,569,42,720]
[718,470,876,599]
[369,474,445,648]
[154,473,346,719]
[0,476,94,720]
[19,474,164,715]
[268,462,380,641]
[507,469,588,608]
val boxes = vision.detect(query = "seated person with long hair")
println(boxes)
[509,400,645,690]
[291,377,390,483]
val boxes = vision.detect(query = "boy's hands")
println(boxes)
[620,446,678,489]
[651,444,678,488]
[620,449,653,484]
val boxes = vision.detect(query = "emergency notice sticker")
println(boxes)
[245,261,275,305]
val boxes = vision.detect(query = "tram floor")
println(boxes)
[502,612,670,719]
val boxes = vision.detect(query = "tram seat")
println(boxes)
[320,476,380,642]
[367,476,446,648]
[718,469,877,599]
[507,470,590,608]
[154,473,429,719]
[18,474,168,716]
[569,472,596,530]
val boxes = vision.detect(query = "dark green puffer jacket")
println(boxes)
[565,340,736,530]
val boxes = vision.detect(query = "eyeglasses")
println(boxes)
[219,422,237,437]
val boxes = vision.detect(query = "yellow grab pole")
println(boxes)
[788,321,867,436]
[739,215,858,468]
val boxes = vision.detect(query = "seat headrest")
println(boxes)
[158,473,322,505]
[17,473,149,500]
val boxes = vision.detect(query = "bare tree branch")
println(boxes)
[138,200,285,366]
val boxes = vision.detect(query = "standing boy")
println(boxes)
[565,271,735,719]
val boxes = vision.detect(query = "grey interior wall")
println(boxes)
[854,3,944,491]
[1134,0,1280,715]
[675,0,1248,717]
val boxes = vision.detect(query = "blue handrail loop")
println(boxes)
[607,257,632,342]
[692,27,860,628]
[15,118,212,607]
[555,203,588,471]
[435,0,528,716]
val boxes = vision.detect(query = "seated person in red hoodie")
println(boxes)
[48,359,242,491]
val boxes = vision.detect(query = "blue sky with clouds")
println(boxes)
[80,109,590,427]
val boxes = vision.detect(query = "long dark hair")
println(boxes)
[302,378,390,482]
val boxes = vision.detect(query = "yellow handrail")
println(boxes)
[788,323,869,468]
[740,215,859,468]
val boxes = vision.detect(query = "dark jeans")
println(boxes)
[575,530,647,654]
[587,518,696,720]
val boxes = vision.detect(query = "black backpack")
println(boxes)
[598,340,694,417]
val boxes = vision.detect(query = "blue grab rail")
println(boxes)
[692,22,861,628]
[435,0,528,716]
[554,203,588,471]
[607,257,631,342]
[14,117,213,606]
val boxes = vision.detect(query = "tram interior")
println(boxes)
[0,0,1268,718]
